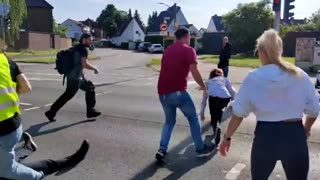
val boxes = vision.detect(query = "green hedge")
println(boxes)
[144,36,163,44]
[121,42,129,49]
[164,39,174,48]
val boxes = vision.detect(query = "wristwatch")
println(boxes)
[223,135,232,142]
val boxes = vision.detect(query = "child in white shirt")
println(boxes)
[200,68,236,145]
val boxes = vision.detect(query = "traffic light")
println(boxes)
[284,0,295,20]
[273,0,281,11]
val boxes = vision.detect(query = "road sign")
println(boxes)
[0,2,9,16]
[160,22,168,32]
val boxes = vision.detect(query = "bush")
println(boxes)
[121,42,129,49]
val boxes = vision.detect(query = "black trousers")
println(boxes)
[208,96,230,129]
[23,157,71,176]
[251,121,309,180]
[49,78,96,116]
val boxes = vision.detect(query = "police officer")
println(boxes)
[0,48,89,179]
[45,33,101,122]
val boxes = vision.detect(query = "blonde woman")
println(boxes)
[219,29,320,180]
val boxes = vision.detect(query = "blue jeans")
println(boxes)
[0,125,43,180]
[159,91,204,152]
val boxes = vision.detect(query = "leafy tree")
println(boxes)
[222,0,274,52]
[134,10,145,31]
[53,20,67,38]
[146,11,158,32]
[0,0,27,46]
[96,4,128,37]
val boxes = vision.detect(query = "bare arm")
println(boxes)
[81,57,97,71]
[190,64,206,89]
[224,115,243,139]
[16,73,32,94]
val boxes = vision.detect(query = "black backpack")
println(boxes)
[55,48,74,75]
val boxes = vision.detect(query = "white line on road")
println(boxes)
[19,102,32,106]
[28,78,60,81]
[24,103,52,112]
[187,81,197,85]
[225,163,246,180]
[96,91,112,96]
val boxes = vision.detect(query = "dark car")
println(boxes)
[138,42,152,52]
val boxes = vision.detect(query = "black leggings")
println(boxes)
[251,121,309,180]
[208,96,230,129]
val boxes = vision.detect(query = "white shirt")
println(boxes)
[200,76,236,116]
[233,64,320,122]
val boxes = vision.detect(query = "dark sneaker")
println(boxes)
[22,132,37,152]
[45,111,56,122]
[87,109,101,118]
[65,140,90,167]
[196,144,216,157]
[155,149,167,164]
[215,128,222,145]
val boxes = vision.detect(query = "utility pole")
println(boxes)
[273,0,281,32]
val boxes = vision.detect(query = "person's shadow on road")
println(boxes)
[130,123,218,180]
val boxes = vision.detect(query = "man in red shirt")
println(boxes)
[156,28,215,163]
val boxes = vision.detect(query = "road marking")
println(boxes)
[225,163,246,180]
[96,91,112,96]
[187,81,197,85]
[28,78,60,81]
[24,103,52,112]
[19,102,32,106]
[25,73,61,76]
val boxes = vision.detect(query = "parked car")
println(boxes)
[138,42,152,52]
[148,44,164,53]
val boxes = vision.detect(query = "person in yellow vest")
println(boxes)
[0,50,90,179]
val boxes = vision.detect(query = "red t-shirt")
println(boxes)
[158,42,197,95]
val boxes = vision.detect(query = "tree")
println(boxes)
[0,0,27,46]
[128,9,132,19]
[53,20,67,38]
[222,0,274,53]
[96,4,128,37]
[134,10,145,31]
[146,11,158,32]
[310,9,320,30]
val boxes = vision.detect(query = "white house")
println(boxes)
[207,15,225,32]
[112,18,145,47]
[61,19,91,40]
[147,4,199,36]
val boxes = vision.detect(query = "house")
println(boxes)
[14,0,71,50]
[80,18,104,40]
[61,19,91,40]
[207,15,225,32]
[147,4,199,36]
[112,18,145,47]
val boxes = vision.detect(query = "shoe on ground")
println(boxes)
[45,111,56,122]
[196,144,216,157]
[22,132,38,152]
[65,140,90,167]
[87,109,101,118]
[155,149,167,164]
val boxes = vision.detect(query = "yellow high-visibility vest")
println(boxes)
[0,53,20,122]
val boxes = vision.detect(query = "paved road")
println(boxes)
[16,49,320,180]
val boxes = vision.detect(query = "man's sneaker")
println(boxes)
[65,140,90,167]
[155,149,167,163]
[45,111,56,122]
[196,144,216,157]
[215,128,222,145]
[22,132,37,152]
[87,109,101,118]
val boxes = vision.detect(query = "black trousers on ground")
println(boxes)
[208,96,230,130]
[23,158,70,176]
[251,121,309,180]
[49,78,96,116]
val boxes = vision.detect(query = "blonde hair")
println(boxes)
[256,29,301,78]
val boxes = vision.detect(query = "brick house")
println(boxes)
[14,0,71,50]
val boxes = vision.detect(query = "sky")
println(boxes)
[46,0,320,29]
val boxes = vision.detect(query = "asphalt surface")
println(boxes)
[15,49,320,180]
